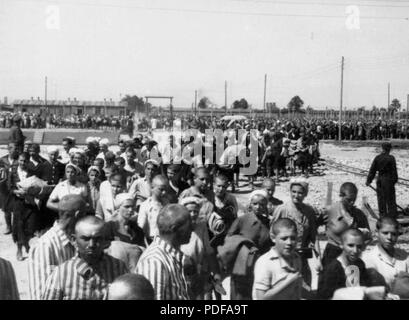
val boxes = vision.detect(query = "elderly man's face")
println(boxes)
[75,222,105,265]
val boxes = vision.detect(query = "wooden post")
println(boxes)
[326,182,333,207]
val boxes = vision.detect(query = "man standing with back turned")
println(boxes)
[366,142,398,219]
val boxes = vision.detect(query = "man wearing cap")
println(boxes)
[366,142,398,218]
[28,194,88,300]
[0,142,20,234]
[46,146,65,185]
[8,114,25,153]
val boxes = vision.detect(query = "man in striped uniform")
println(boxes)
[135,204,193,300]
[41,216,128,300]
[28,194,88,300]
[0,257,19,300]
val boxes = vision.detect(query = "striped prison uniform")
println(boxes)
[28,222,76,300]
[135,237,189,300]
[41,254,128,300]
[0,257,19,300]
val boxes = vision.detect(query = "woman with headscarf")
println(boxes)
[105,193,145,247]
[46,163,88,213]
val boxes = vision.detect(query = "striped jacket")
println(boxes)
[28,222,76,300]
[41,254,128,300]
[135,237,189,300]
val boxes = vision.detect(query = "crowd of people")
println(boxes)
[0,112,134,132]
[0,113,407,301]
[2,110,409,141]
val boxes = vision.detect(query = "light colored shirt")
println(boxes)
[129,177,151,203]
[181,222,215,275]
[252,247,302,300]
[48,180,88,202]
[272,202,317,250]
[138,197,167,238]
[362,244,409,290]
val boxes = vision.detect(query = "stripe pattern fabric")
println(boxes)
[41,254,128,300]
[28,223,76,300]
[135,237,189,300]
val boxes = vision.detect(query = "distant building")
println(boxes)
[12,97,127,116]
[0,96,12,111]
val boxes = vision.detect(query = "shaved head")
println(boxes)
[341,228,364,243]
[157,204,190,235]
[74,215,105,235]
[152,175,169,187]
[108,274,155,300]
[58,194,86,216]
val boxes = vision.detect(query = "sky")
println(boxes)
[1,0,409,109]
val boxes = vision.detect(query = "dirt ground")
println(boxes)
[1,139,408,299]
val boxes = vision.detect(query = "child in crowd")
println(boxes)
[317,228,370,299]
[323,182,370,268]
[362,217,409,293]
[253,218,303,300]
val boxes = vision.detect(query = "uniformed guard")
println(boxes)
[366,142,398,218]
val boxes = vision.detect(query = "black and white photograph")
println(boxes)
[1,0,409,304]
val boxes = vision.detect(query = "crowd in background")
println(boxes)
[0,113,407,301]
[1,110,409,141]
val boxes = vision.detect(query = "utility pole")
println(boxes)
[339,56,344,141]
[263,74,267,115]
[388,82,390,120]
[194,90,197,117]
[406,94,409,127]
[44,76,48,117]
[225,81,228,115]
